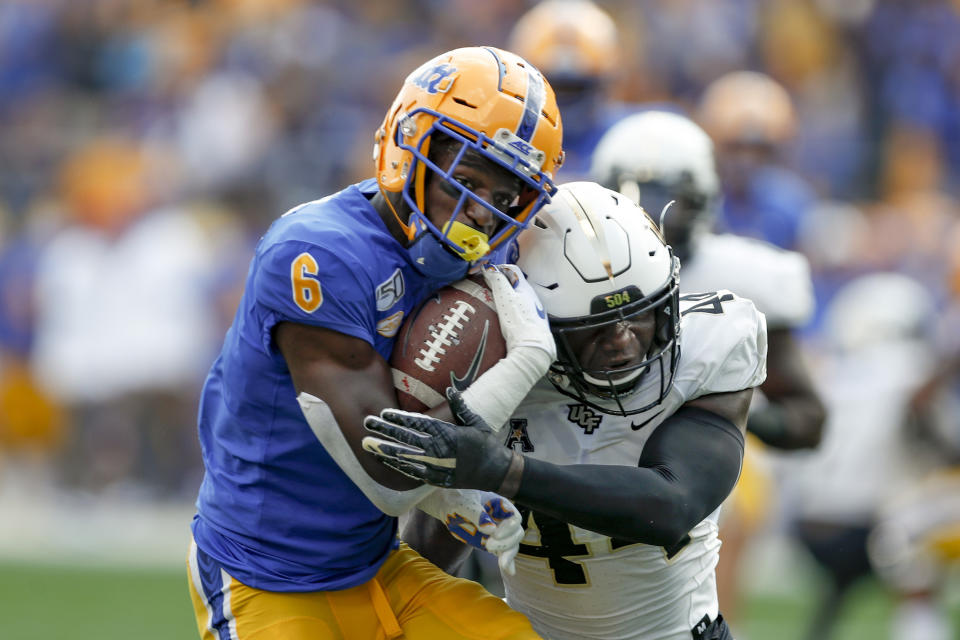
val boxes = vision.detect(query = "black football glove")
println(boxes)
[362,387,512,491]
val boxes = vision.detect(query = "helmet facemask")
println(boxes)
[400,115,557,263]
[548,265,681,416]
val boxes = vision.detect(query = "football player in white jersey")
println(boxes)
[363,181,768,640]
[591,109,825,453]
[591,111,826,627]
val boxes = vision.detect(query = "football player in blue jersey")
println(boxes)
[696,71,816,252]
[186,46,564,640]
[506,0,629,183]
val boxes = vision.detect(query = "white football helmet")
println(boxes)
[517,181,680,415]
[590,110,720,262]
[824,272,935,353]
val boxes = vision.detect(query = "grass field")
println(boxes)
[0,563,196,639]
[1,559,957,640]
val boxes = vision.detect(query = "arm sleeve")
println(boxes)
[298,392,435,516]
[513,406,745,547]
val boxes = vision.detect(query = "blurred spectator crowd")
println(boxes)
[0,2,959,632]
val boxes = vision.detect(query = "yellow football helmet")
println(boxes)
[374,46,564,265]
[507,0,618,82]
[697,71,796,147]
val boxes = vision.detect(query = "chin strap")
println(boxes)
[376,181,418,243]
[406,232,471,281]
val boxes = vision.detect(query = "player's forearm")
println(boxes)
[514,407,745,547]
[299,392,434,515]
[462,345,552,431]
[514,460,701,546]
[755,328,826,449]
[747,395,825,449]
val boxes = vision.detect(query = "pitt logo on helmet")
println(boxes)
[373,46,564,277]
[411,63,457,94]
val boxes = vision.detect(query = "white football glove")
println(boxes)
[416,489,525,576]
[481,264,556,360]
[459,265,556,431]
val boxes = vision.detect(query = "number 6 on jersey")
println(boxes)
[291,252,323,312]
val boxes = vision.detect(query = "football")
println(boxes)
[391,274,506,412]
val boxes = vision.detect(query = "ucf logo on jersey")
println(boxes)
[566,404,603,434]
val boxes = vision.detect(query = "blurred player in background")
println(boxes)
[365,181,768,640]
[783,273,945,640]
[187,46,565,640]
[864,272,960,640]
[591,109,826,629]
[697,71,817,252]
[507,0,627,181]
[870,471,960,640]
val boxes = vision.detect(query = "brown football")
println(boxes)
[390,274,506,412]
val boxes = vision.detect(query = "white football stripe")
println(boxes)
[220,568,239,640]
[449,279,497,312]
[392,368,445,408]
[187,539,215,637]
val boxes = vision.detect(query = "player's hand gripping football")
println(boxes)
[454,264,556,432]
[417,489,524,576]
[482,264,556,361]
[363,387,514,492]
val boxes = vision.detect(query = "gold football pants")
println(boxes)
[188,538,540,639]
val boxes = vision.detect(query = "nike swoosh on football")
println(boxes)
[630,410,664,431]
[450,321,490,392]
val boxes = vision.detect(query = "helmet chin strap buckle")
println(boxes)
[442,220,490,262]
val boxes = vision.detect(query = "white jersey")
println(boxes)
[503,292,767,640]
[680,233,814,329]
[784,340,934,524]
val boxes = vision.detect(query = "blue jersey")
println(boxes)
[192,179,459,592]
[718,166,815,251]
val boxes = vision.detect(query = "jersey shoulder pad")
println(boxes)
[673,290,768,401]
[685,234,814,329]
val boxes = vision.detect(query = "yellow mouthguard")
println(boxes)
[443,220,490,262]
